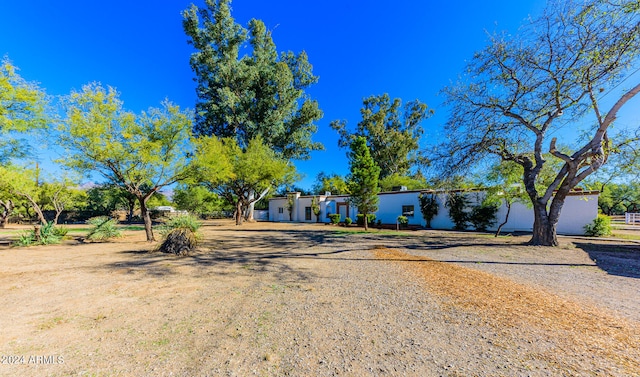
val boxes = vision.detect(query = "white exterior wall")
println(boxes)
[269,197,288,222]
[269,191,599,235]
[374,192,423,225]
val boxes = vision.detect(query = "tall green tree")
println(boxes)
[331,94,432,179]
[346,136,380,231]
[58,83,193,241]
[192,136,295,225]
[182,0,323,159]
[0,58,47,162]
[439,0,640,246]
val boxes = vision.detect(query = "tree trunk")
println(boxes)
[495,200,512,237]
[235,200,244,226]
[139,197,155,242]
[364,213,369,231]
[529,201,558,246]
[127,197,136,224]
[0,200,13,228]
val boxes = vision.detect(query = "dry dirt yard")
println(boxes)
[0,220,639,376]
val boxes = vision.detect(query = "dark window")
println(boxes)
[402,205,415,217]
[305,207,312,221]
[278,207,284,214]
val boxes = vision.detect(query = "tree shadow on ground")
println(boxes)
[573,242,640,279]
[101,229,356,281]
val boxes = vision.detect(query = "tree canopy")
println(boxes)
[58,83,193,241]
[182,0,323,160]
[192,136,296,225]
[0,58,47,162]
[331,93,432,179]
[439,0,640,246]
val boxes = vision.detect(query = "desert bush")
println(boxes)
[344,217,353,225]
[13,222,63,247]
[397,215,408,227]
[157,214,203,255]
[328,214,341,224]
[445,193,470,230]
[356,214,376,227]
[419,193,439,228]
[584,215,612,237]
[158,228,198,255]
[469,203,499,231]
[86,216,121,241]
[160,214,202,236]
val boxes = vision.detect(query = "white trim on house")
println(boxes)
[268,189,599,235]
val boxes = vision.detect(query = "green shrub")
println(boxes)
[86,216,121,241]
[469,203,499,231]
[160,214,202,235]
[344,217,353,225]
[419,193,439,228]
[14,231,35,247]
[584,215,612,237]
[445,193,470,230]
[328,214,341,224]
[356,214,376,226]
[397,215,408,226]
[12,222,63,247]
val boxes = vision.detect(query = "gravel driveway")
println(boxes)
[0,221,638,376]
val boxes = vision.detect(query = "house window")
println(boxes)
[402,205,415,217]
[278,207,284,214]
[305,207,312,221]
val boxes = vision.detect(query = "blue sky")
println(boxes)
[1,0,549,190]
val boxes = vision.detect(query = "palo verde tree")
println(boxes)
[346,136,380,231]
[439,0,640,246]
[192,136,296,225]
[331,94,432,180]
[58,83,193,242]
[0,165,48,225]
[0,58,47,162]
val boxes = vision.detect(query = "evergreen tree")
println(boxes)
[182,0,323,160]
[346,137,380,231]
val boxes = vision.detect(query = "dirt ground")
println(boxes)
[0,220,639,376]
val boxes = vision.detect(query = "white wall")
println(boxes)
[269,191,599,235]
[374,191,423,225]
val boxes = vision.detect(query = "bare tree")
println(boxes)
[440,0,640,246]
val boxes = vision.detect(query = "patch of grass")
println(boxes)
[119,225,145,231]
[331,228,418,237]
[610,232,640,241]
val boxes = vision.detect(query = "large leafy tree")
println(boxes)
[439,0,640,246]
[346,136,380,231]
[182,0,323,159]
[58,83,193,241]
[0,58,47,162]
[192,136,296,225]
[0,166,48,225]
[331,94,432,179]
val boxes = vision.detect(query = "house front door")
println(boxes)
[336,202,349,221]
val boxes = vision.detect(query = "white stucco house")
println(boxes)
[268,188,599,235]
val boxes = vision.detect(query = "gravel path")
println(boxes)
[0,221,638,376]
